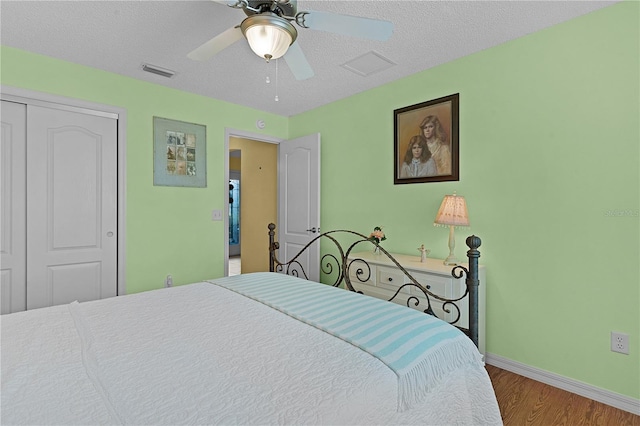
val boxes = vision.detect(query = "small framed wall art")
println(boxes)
[153,116,207,187]
[393,93,459,184]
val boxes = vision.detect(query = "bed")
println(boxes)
[268,223,483,349]
[0,226,502,425]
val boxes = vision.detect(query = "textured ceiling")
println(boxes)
[1,0,618,117]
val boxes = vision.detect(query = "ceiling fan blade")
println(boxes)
[210,0,243,6]
[187,26,243,61]
[283,42,314,81]
[301,11,393,41]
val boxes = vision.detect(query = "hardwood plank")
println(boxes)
[486,364,640,426]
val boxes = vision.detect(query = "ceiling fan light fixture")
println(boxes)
[241,13,297,61]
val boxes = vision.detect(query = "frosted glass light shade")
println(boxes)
[241,14,297,61]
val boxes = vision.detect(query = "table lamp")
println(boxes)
[434,192,469,265]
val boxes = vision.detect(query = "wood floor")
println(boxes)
[486,365,640,426]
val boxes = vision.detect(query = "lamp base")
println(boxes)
[443,255,459,266]
[443,225,459,265]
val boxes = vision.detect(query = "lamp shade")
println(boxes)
[241,13,297,61]
[434,194,470,227]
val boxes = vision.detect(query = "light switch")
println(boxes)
[212,209,223,221]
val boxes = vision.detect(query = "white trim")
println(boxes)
[1,85,127,296]
[1,87,119,119]
[116,113,127,295]
[223,128,283,277]
[485,353,640,415]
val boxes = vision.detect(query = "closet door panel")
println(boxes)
[0,101,27,314]
[49,124,100,248]
[26,105,117,309]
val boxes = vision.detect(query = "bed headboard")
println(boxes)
[267,223,482,349]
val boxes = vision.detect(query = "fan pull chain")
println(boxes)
[265,60,270,84]
[274,59,279,102]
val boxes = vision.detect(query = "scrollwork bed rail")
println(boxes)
[267,223,482,349]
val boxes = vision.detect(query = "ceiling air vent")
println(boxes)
[141,63,176,78]
[341,51,395,77]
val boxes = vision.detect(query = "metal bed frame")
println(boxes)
[267,223,483,349]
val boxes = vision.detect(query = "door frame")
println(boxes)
[224,128,283,276]
[1,85,128,295]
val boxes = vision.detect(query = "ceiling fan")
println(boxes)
[187,0,394,80]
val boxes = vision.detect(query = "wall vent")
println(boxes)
[141,63,176,78]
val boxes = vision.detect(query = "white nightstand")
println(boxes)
[346,251,486,355]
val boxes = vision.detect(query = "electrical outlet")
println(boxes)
[611,332,629,354]
[165,275,173,288]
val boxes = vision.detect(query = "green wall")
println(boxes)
[290,2,639,400]
[1,1,637,402]
[0,46,288,293]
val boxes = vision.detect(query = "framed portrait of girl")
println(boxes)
[393,93,459,184]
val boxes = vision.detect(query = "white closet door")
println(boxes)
[26,105,117,309]
[1,101,27,314]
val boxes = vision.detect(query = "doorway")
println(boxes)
[226,135,278,275]
[224,128,321,279]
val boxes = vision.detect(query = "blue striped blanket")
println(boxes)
[209,272,483,411]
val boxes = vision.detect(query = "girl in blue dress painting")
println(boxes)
[400,135,436,178]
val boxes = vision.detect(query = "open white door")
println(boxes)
[277,133,321,281]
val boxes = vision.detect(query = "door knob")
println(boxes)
[306,227,319,233]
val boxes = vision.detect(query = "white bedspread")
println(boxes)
[1,276,502,425]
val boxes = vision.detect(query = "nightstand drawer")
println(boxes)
[376,266,409,293]
[411,272,453,298]
[347,259,376,286]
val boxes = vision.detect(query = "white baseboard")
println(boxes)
[485,353,640,416]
